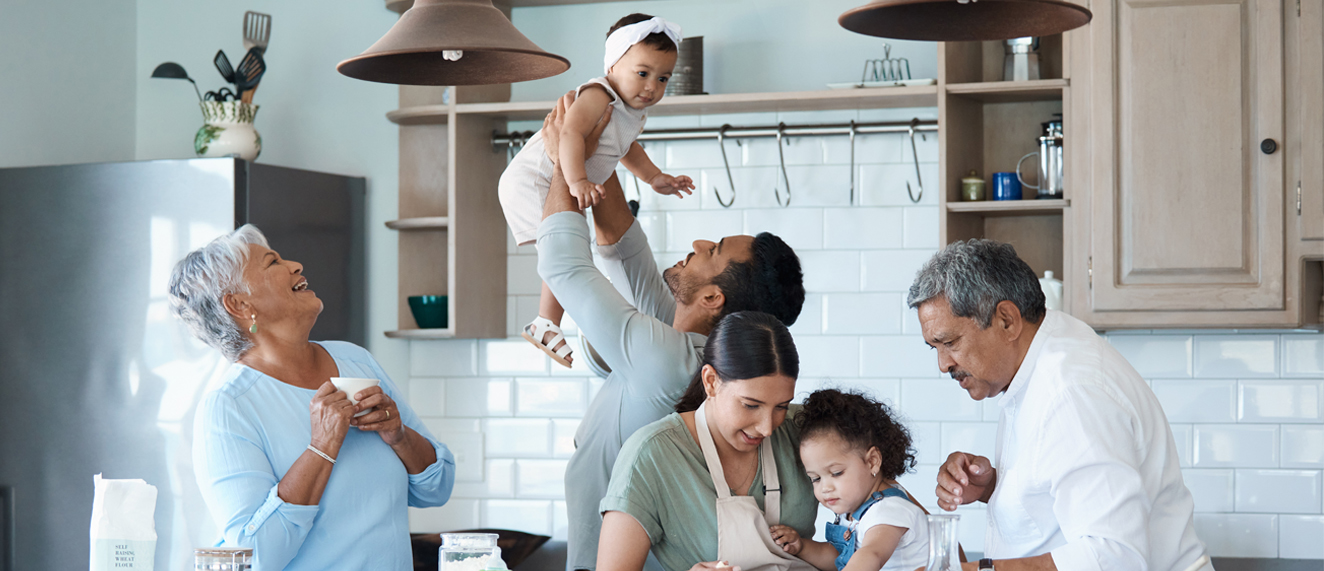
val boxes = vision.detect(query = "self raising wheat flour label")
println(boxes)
[90,474,157,571]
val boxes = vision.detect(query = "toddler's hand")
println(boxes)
[769,525,802,555]
[569,179,606,210]
[649,172,695,198]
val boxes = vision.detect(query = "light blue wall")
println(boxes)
[511,0,938,102]
[133,0,410,378]
[0,0,137,167]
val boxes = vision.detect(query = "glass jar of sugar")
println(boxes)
[440,533,507,571]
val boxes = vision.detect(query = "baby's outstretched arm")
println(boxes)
[769,525,837,571]
[621,142,694,198]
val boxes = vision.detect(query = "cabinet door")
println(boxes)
[1300,0,1324,242]
[1086,0,1286,312]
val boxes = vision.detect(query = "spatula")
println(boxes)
[234,48,267,104]
[243,11,271,53]
[213,50,235,84]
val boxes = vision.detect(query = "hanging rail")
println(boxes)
[491,119,937,149]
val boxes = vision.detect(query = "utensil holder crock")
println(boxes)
[196,101,261,161]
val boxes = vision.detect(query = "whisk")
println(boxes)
[861,44,912,83]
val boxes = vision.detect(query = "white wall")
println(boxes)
[0,0,137,167]
[133,0,410,379]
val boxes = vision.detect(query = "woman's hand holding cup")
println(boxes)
[309,381,355,459]
[349,386,406,447]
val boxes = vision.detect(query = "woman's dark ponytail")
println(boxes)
[674,311,799,413]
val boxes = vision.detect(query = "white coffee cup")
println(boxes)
[330,377,381,418]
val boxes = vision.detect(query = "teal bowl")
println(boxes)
[408,295,448,329]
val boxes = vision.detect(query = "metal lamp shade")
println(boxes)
[839,0,1092,42]
[337,0,570,85]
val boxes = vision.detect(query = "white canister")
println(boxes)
[195,101,261,161]
[1040,271,1063,311]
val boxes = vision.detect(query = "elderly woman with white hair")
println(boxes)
[170,224,455,571]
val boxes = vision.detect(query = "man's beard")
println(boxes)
[663,266,698,305]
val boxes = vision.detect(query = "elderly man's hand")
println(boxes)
[542,90,613,167]
[936,452,996,510]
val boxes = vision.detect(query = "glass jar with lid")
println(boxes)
[439,533,508,571]
[194,548,252,571]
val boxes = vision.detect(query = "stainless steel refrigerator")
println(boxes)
[0,158,365,570]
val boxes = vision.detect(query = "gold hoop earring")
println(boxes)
[250,314,257,334]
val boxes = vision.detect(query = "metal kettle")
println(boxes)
[1017,114,1064,199]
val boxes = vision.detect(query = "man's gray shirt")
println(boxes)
[537,212,705,571]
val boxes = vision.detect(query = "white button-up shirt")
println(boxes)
[986,310,1211,571]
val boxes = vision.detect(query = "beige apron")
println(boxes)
[695,403,817,571]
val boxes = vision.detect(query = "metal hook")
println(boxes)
[848,120,857,205]
[714,124,736,208]
[775,122,791,207]
[906,118,925,203]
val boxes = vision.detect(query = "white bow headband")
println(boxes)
[603,17,683,75]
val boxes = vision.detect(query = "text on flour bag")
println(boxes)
[90,473,158,571]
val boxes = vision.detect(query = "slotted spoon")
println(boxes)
[243,11,271,53]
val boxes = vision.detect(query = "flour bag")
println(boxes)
[90,474,157,571]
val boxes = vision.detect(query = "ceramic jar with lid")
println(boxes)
[961,170,986,201]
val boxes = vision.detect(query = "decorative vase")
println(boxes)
[195,101,261,160]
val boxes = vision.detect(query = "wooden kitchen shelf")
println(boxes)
[385,328,455,339]
[389,86,940,124]
[385,217,450,230]
[946,199,1070,216]
[945,79,1068,102]
[386,0,636,14]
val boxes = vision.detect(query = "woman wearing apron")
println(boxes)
[597,312,820,571]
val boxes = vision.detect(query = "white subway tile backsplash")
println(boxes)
[1281,425,1324,468]
[481,339,548,375]
[635,212,668,250]
[900,378,983,422]
[666,138,728,169]
[898,463,941,509]
[507,255,542,296]
[517,459,570,498]
[408,377,446,417]
[1194,514,1279,557]
[452,459,515,499]
[484,419,551,457]
[1194,335,1279,378]
[855,378,903,406]
[553,501,570,542]
[1183,469,1235,512]
[484,499,552,535]
[1107,335,1193,378]
[515,378,587,417]
[861,250,938,293]
[902,300,922,336]
[740,136,824,167]
[1151,380,1236,423]
[861,335,939,378]
[666,210,744,252]
[1279,515,1324,559]
[852,131,904,164]
[553,419,580,458]
[1239,380,1323,423]
[795,336,862,378]
[422,418,481,434]
[1193,425,1278,468]
[784,165,853,207]
[910,422,942,466]
[858,163,940,206]
[445,378,512,417]
[956,508,988,554]
[1235,470,1323,514]
[439,431,485,482]
[411,339,477,377]
[698,112,780,129]
[823,293,902,335]
[822,207,905,250]
[744,208,825,250]
[790,294,824,337]
[902,207,939,249]
[941,423,999,461]
[410,499,481,533]
[1170,424,1193,468]
[1282,334,1324,377]
[799,251,861,292]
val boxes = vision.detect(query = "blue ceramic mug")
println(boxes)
[992,172,1022,201]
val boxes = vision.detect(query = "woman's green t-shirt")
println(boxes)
[599,407,819,571]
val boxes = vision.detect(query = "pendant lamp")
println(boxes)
[839,0,1092,42]
[338,0,570,85]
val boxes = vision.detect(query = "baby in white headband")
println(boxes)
[498,13,695,367]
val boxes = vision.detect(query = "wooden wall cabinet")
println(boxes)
[1060,0,1323,328]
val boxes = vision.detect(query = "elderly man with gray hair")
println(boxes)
[907,240,1211,571]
